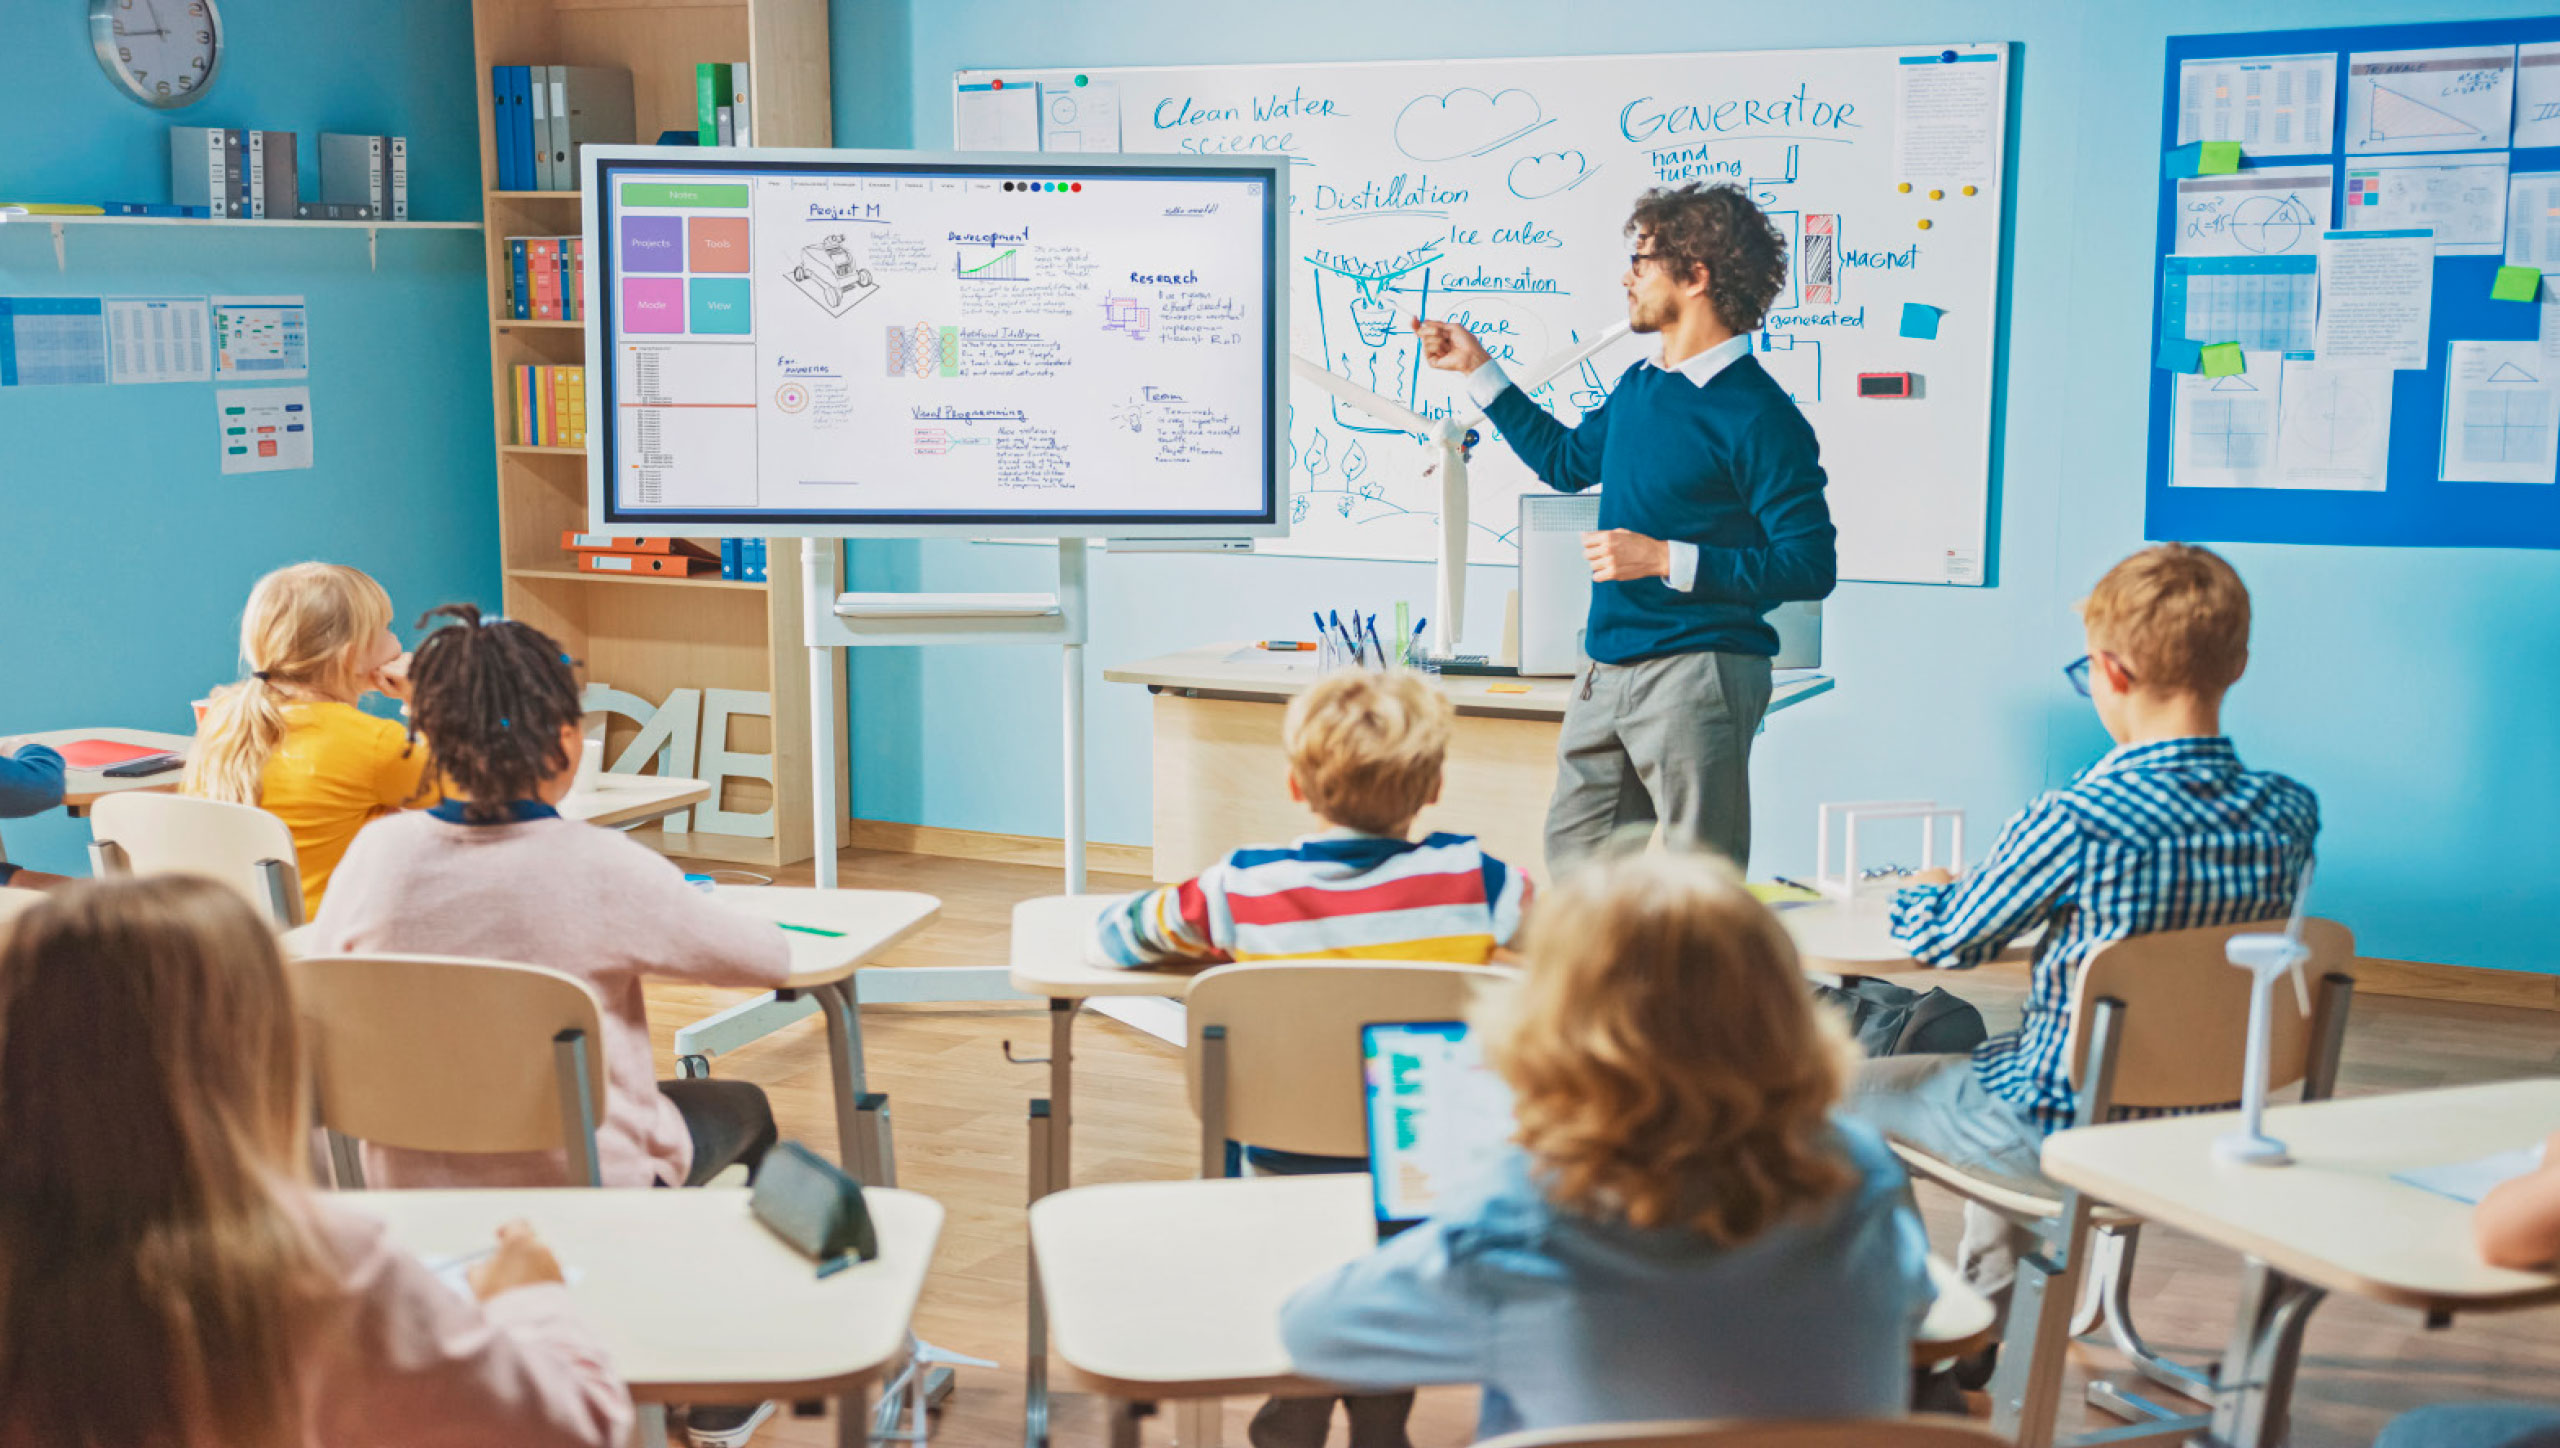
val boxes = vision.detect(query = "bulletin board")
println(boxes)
[2146,17,2560,551]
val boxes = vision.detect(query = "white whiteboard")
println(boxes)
[956,44,2010,584]
[581,149,1287,536]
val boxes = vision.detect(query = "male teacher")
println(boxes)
[1414,182,1836,873]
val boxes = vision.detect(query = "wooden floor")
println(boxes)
[652,847,2560,1448]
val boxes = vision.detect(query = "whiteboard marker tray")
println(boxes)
[834,592,1061,619]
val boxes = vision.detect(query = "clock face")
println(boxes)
[90,0,222,109]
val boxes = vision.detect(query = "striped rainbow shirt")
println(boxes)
[1092,830,1531,968]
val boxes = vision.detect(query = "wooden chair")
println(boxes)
[1185,959,1505,1172]
[293,954,609,1188]
[87,792,304,928]
[1892,919,2355,1448]
[1474,1416,2009,1448]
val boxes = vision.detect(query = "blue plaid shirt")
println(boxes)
[1890,737,2319,1133]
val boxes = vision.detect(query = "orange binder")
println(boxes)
[577,551,720,578]
[559,534,716,559]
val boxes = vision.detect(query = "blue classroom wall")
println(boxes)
[834,0,2560,975]
[0,0,496,875]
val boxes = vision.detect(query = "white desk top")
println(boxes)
[560,774,711,830]
[1010,893,1200,1000]
[709,885,942,990]
[1030,1173,1993,1400]
[1103,645,1833,723]
[348,1186,942,1401]
[19,727,194,810]
[2041,1079,2560,1313]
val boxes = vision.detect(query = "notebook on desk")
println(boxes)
[1361,1020,1514,1239]
[56,738,179,771]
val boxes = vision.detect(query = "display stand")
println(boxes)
[668,538,1085,1086]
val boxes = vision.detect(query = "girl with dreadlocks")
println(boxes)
[308,604,789,1194]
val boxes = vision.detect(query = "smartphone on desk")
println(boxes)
[102,754,183,778]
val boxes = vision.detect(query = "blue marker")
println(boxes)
[1365,615,1386,666]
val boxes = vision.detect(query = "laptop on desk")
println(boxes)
[1360,1020,1514,1240]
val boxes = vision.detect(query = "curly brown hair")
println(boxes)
[404,603,583,822]
[1626,182,1791,334]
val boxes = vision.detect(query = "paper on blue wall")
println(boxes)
[2171,350,2280,488]
[2160,254,2317,354]
[2441,340,2560,485]
[2519,43,2560,148]
[0,297,108,387]
[2314,229,2433,369]
[2175,53,2335,156]
[2346,45,2516,155]
[2276,352,2392,490]
[2505,171,2560,270]
[105,297,210,384]
[216,386,315,474]
[954,81,1040,150]
[2174,167,2332,257]
[2341,153,2510,255]
[210,296,310,380]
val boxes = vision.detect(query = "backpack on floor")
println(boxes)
[1813,975,1989,1058]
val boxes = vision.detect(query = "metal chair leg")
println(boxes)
[1026,1099,1053,1448]
[2090,1222,2219,1403]
[327,1130,366,1190]
[550,1029,602,1187]
[1197,1026,1228,1180]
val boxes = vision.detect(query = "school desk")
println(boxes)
[352,1185,943,1448]
[16,727,195,816]
[1104,645,1833,884]
[1009,893,1199,1202]
[1029,1174,1997,1448]
[2040,1079,2560,1448]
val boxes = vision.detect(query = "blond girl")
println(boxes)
[187,563,432,916]
[1278,851,1935,1436]
[0,876,630,1448]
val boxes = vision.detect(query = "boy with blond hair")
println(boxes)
[1845,544,2318,1339]
[1091,668,1530,1448]
[1093,668,1530,969]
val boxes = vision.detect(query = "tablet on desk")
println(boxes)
[1361,1020,1514,1240]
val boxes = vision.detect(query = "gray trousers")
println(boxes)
[1543,650,1773,875]
[1842,1054,2056,1312]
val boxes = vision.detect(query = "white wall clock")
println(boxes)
[90,0,223,109]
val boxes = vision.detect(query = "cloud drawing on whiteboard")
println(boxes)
[1506,151,1599,200]
[1394,87,1549,160]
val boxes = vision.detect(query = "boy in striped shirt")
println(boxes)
[1844,544,2318,1344]
[1091,667,1528,1448]
[1092,669,1531,970]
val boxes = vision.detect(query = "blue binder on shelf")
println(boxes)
[502,67,534,191]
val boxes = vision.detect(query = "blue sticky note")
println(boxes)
[1899,302,1941,340]
[2155,337,2203,373]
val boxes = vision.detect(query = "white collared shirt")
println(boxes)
[1463,333,1754,592]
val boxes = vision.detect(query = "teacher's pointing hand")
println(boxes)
[1411,318,1490,374]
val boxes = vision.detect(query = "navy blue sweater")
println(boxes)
[1486,354,1837,664]
[0,745,65,817]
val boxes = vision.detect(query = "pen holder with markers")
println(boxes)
[1318,631,1360,674]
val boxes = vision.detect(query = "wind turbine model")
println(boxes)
[1290,319,1635,659]
[2216,861,2319,1166]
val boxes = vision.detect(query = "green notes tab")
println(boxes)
[620,181,749,209]
[2492,265,2543,303]
[2198,141,2241,175]
[2199,341,2245,378]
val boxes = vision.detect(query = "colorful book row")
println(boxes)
[506,236,587,320]
[512,365,586,449]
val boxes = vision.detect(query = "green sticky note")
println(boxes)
[2199,342,2245,377]
[2493,265,2543,302]
[2198,141,2241,175]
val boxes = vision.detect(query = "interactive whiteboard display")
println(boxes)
[956,46,2012,585]
[581,148,1288,536]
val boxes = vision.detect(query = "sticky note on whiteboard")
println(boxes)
[2156,337,2204,373]
[1899,302,1941,340]
[2199,341,2245,377]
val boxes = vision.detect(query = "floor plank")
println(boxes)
[650,847,2560,1448]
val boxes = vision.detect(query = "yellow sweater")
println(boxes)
[261,702,435,917]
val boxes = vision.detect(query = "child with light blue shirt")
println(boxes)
[0,739,67,890]
[1279,852,1934,1436]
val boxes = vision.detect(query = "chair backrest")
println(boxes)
[1185,960,1509,1160]
[1474,1416,2009,1448]
[293,953,609,1184]
[2064,917,2355,1112]
[89,791,304,927]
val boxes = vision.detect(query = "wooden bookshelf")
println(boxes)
[470,0,843,869]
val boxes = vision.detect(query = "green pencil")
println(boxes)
[777,921,847,938]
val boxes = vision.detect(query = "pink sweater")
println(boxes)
[301,1198,632,1445]
[310,811,791,1188]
